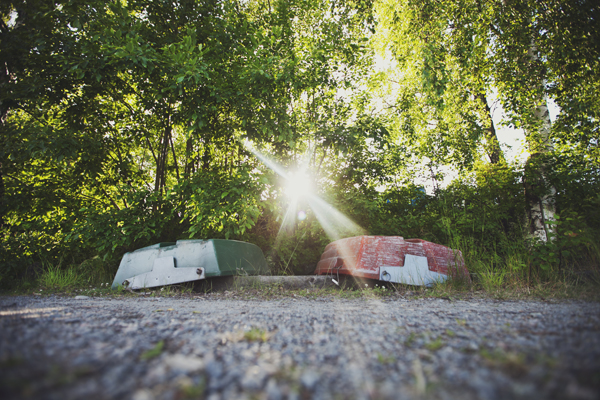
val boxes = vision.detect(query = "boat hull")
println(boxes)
[111,239,268,289]
[314,236,468,286]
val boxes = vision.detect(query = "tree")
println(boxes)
[488,0,599,241]
[374,0,599,242]
[0,0,378,278]
[373,0,505,176]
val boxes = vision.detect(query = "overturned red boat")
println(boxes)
[314,236,469,286]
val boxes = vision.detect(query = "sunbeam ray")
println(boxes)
[307,195,365,241]
[242,138,366,247]
[241,139,289,179]
[278,197,298,235]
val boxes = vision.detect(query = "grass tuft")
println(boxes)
[38,265,81,290]
[243,328,269,342]
[425,338,444,351]
[376,352,396,364]
[140,340,164,361]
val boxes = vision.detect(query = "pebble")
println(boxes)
[300,370,319,390]
[0,295,598,400]
[164,353,204,373]
[467,341,479,351]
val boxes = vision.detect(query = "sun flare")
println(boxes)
[241,138,365,242]
[284,171,313,200]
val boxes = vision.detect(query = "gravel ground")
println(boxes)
[1,293,599,400]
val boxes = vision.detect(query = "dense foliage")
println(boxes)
[1,0,598,286]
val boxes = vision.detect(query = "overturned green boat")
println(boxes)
[111,239,269,290]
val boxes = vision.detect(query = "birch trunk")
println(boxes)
[477,93,504,164]
[1,19,10,229]
[524,40,556,242]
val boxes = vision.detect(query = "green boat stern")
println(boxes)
[111,239,268,289]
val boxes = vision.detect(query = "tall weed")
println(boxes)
[75,256,115,285]
[476,262,508,293]
[38,264,81,290]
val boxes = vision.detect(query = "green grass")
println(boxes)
[425,338,444,351]
[244,328,269,342]
[2,256,598,302]
[376,352,396,364]
[140,341,164,361]
[4,275,599,301]
[243,328,269,342]
[180,380,205,399]
[480,349,529,377]
[38,265,82,290]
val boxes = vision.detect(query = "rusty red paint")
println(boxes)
[314,236,469,281]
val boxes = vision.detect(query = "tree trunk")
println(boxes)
[0,158,4,229]
[524,39,556,242]
[169,133,180,181]
[154,120,171,195]
[524,153,555,242]
[184,135,195,178]
[477,93,504,164]
[1,19,10,229]
[202,138,211,171]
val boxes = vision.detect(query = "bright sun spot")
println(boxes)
[285,171,313,200]
[242,139,365,242]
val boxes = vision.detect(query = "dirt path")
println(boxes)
[1,294,599,399]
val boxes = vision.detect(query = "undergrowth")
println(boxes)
[3,220,599,301]
[5,271,598,301]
